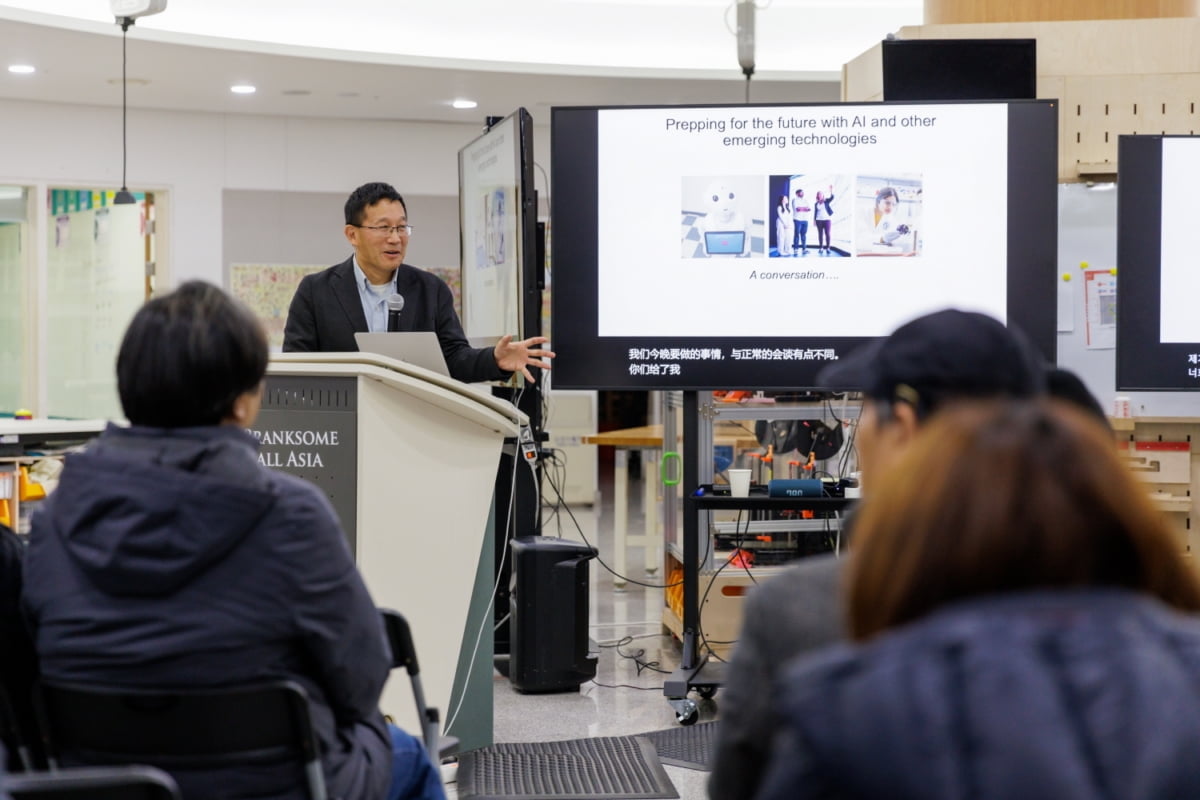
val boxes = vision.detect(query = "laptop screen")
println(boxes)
[353,332,452,378]
[704,230,746,255]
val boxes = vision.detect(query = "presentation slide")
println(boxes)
[551,100,1057,390]
[459,114,522,345]
[1158,137,1200,342]
[595,104,1009,338]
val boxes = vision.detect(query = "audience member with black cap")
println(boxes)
[709,308,1047,800]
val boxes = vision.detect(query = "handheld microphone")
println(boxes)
[386,294,405,332]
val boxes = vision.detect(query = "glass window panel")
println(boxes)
[45,189,149,420]
[0,186,29,414]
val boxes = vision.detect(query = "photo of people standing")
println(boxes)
[770,174,852,257]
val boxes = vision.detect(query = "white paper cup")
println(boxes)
[728,469,752,497]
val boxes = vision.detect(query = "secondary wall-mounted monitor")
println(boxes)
[458,108,539,346]
[1116,134,1200,390]
[882,39,1037,102]
[550,100,1059,390]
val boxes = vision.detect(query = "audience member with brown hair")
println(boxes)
[754,400,1200,800]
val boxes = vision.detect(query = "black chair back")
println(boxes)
[0,678,35,771]
[381,607,420,677]
[34,680,326,800]
[6,765,180,800]
[380,608,458,761]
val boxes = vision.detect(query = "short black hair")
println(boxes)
[344,182,406,226]
[117,281,268,428]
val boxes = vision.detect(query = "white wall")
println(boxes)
[0,97,552,288]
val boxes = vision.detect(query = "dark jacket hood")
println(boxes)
[43,423,276,597]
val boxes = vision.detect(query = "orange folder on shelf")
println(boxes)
[18,466,46,501]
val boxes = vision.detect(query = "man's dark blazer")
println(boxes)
[282,257,506,384]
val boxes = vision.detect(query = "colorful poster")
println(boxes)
[1084,268,1116,349]
[229,264,326,351]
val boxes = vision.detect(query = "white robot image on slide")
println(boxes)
[697,181,748,257]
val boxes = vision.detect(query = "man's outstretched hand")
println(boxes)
[494,335,556,383]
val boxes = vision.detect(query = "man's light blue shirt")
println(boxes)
[353,257,394,333]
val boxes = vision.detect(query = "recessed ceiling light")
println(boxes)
[231,84,256,95]
[281,89,311,96]
[8,64,35,75]
[452,98,478,110]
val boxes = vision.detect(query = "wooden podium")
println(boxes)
[261,352,524,751]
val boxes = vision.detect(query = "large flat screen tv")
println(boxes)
[550,100,1058,390]
[1116,134,1200,390]
[458,108,540,345]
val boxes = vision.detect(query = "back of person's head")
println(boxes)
[1045,366,1109,428]
[344,182,405,226]
[117,281,268,428]
[846,399,1200,639]
[817,308,1046,420]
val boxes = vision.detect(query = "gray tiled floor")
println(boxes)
[445,464,716,800]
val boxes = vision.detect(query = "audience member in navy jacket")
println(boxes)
[754,401,1200,800]
[22,281,443,800]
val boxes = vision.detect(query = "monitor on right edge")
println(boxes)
[1116,135,1200,390]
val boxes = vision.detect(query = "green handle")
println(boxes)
[661,450,682,486]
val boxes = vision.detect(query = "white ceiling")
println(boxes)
[0,2,923,124]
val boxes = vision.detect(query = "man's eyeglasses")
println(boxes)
[357,224,414,237]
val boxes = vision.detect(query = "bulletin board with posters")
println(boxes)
[229,263,325,351]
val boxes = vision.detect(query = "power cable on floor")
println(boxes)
[586,680,665,692]
[605,635,672,676]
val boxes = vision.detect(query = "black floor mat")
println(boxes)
[636,722,718,771]
[457,735,678,799]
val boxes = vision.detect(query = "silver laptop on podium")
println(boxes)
[354,332,452,378]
